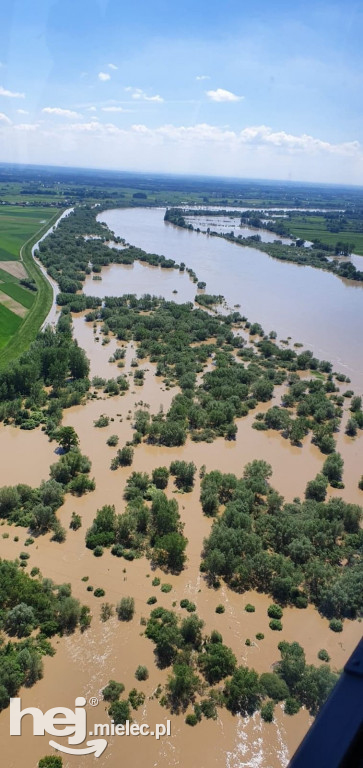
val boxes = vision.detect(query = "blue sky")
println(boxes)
[0,0,362,183]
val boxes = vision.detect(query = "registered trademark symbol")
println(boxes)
[89,697,99,707]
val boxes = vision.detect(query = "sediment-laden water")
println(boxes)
[0,207,362,768]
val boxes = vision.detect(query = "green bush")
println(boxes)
[102,679,125,702]
[269,619,283,631]
[94,415,109,428]
[111,544,124,557]
[93,546,104,557]
[215,604,225,614]
[108,699,131,725]
[267,604,283,620]
[285,697,301,715]
[317,649,330,662]
[117,445,134,467]
[107,434,119,447]
[152,467,170,489]
[260,673,289,701]
[128,688,145,710]
[135,665,149,681]
[100,603,114,622]
[185,713,198,726]
[200,697,217,719]
[117,596,135,621]
[329,618,343,632]
[70,512,82,530]
[38,758,63,768]
[260,700,274,722]
[180,598,196,612]
[245,604,255,613]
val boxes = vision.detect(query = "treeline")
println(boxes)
[0,559,90,711]
[85,471,187,572]
[165,208,363,283]
[0,309,89,431]
[35,205,199,299]
[145,606,338,720]
[201,462,362,620]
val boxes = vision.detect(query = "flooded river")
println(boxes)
[93,207,363,391]
[0,206,362,768]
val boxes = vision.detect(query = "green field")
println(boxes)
[0,267,17,283]
[0,208,61,365]
[0,206,55,260]
[284,215,363,256]
[0,281,35,309]
[0,303,23,349]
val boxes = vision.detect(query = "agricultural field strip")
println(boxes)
[0,208,59,360]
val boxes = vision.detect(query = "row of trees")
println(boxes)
[36,205,195,298]
[166,207,363,283]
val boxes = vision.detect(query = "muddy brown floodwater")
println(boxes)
[0,215,362,768]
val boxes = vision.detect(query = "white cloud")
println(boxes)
[68,120,124,136]
[108,63,118,70]
[236,124,360,154]
[127,88,164,103]
[206,88,243,102]
[0,118,361,184]
[196,75,210,81]
[17,108,29,115]
[87,106,97,112]
[1,116,358,158]
[15,123,39,132]
[101,106,127,113]
[0,85,25,98]
[61,119,359,159]
[42,107,80,118]
[98,72,111,82]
